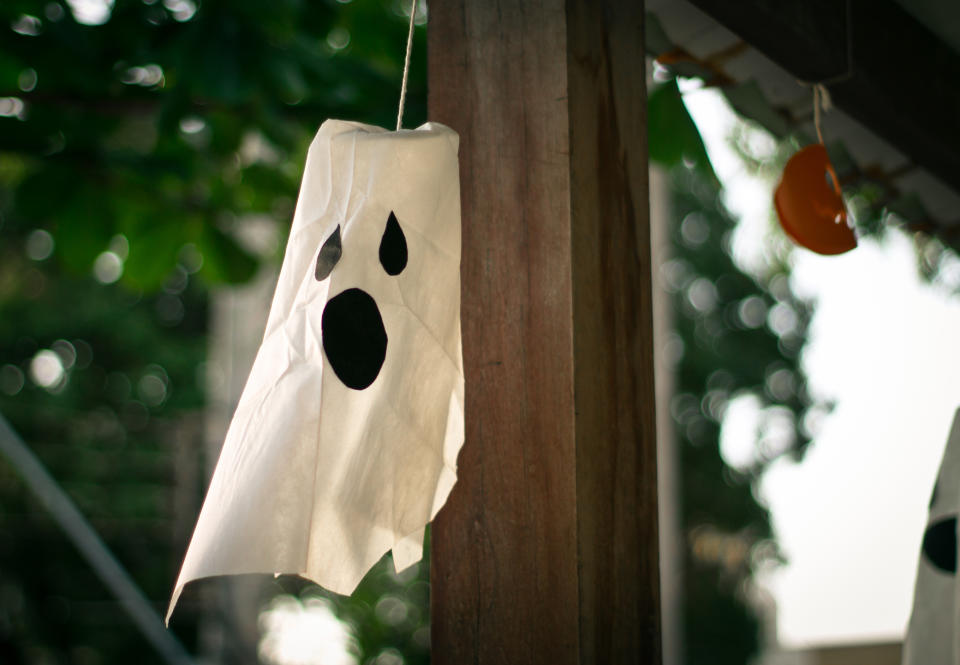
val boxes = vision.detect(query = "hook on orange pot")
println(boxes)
[774,143,856,256]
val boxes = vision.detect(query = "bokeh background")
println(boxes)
[4,2,953,664]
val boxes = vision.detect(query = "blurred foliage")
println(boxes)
[0,0,426,290]
[0,250,208,665]
[728,120,896,248]
[262,534,431,665]
[648,80,718,187]
[0,1,426,664]
[722,80,960,294]
[650,81,823,664]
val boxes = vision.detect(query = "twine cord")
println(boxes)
[396,0,417,131]
[813,85,823,144]
[811,83,831,145]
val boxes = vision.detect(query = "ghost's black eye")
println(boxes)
[379,211,407,276]
[923,517,958,574]
[315,225,342,281]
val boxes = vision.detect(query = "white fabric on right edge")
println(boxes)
[904,408,960,665]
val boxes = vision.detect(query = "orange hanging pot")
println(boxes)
[774,144,856,255]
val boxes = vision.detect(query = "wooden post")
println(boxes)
[429,1,659,664]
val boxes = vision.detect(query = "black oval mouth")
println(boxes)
[321,288,387,390]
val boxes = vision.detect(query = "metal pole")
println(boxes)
[0,413,195,665]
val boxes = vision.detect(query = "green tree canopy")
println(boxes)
[650,79,821,665]
[0,2,428,663]
[1,0,425,290]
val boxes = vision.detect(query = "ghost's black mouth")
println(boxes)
[321,288,387,390]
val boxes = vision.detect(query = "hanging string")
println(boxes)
[812,85,823,145]
[811,83,831,145]
[396,0,417,131]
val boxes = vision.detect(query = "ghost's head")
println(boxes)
[312,210,408,390]
[264,120,463,401]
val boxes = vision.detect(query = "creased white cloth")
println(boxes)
[167,120,463,623]
[904,408,960,664]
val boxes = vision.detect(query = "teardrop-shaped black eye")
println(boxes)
[315,225,342,281]
[379,211,407,276]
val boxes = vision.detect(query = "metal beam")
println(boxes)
[0,414,195,665]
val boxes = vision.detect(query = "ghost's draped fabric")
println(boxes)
[167,120,463,623]
[904,409,960,664]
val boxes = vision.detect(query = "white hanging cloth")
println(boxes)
[904,408,960,664]
[167,119,463,622]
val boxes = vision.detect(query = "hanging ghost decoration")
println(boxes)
[903,409,960,664]
[167,119,463,623]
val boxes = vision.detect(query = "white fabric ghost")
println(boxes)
[903,408,960,664]
[167,119,464,623]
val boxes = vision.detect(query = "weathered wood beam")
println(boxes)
[687,0,960,195]
[428,1,660,663]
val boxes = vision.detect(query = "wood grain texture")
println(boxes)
[567,2,660,662]
[428,1,659,663]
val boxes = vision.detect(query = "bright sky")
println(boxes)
[682,84,960,648]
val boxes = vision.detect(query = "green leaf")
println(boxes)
[196,224,258,285]
[648,79,719,186]
[123,222,184,291]
[13,167,81,225]
[53,188,114,274]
